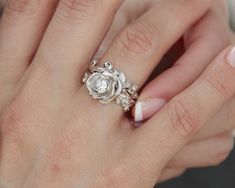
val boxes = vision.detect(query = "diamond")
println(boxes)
[84,61,139,111]
[95,78,109,93]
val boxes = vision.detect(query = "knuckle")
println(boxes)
[60,0,97,11]
[118,22,156,54]
[56,0,99,23]
[167,99,200,137]
[0,99,26,136]
[0,88,35,136]
[4,0,39,16]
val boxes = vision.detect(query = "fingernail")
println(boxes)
[134,98,166,122]
[227,46,235,67]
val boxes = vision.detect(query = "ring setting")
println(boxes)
[83,60,139,111]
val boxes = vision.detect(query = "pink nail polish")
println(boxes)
[135,98,166,122]
[227,47,235,67]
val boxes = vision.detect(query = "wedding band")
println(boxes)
[82,60,139,112]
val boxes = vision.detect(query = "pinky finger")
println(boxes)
[167,132,234,168]
[158,168,186,183]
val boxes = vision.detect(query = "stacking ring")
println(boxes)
[83,60,139,112]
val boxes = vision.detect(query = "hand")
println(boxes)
[127,0,235,182]
[94,0,235,182]
[0,0,234,188]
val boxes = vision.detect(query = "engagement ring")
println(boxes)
[83,60,139,112]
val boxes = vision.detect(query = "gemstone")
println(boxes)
[95,78,109,93]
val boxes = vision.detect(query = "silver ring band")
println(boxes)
[83,60,139,112]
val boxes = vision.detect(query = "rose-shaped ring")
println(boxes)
[82,60,139,112]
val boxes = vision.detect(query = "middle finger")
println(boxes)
[24,0,124,96]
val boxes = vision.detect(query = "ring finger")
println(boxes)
[78,0,214,122]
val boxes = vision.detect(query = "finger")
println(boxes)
[94,0,152,59]
[28,0,124,97]
[130,46,235,184]
[78,0,213,121]
[158,168,186,183]
[168,133,234,168]
[133,4,231,122]
[0,0,58,84]
[100,0,213,87]
[194,97,235,140]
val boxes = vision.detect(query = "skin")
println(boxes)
[95,0,235,182]
[0,0,234,187]
[139,1,235,181]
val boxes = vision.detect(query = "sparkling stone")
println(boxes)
[95,78,109,93]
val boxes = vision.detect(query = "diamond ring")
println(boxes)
[82,60,139,112]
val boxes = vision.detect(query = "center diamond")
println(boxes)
[95,78,109,93]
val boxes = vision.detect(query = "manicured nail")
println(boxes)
[227,46,235,67]
[134,98,166,122]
